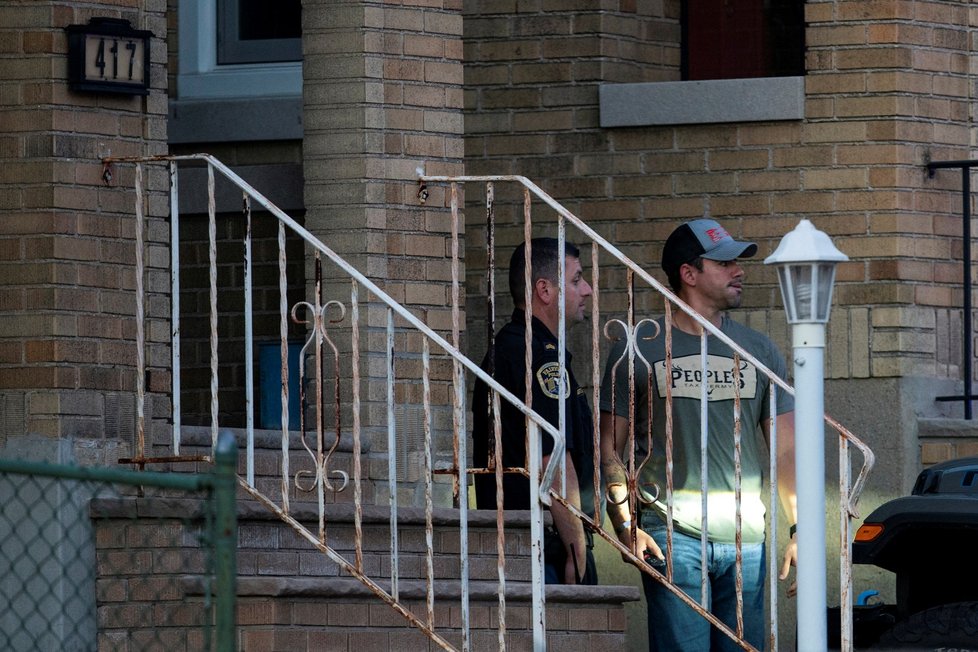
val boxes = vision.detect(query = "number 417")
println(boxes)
[94,38,139,80]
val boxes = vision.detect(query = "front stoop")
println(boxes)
[92,497,638,651]
[150,426,378,505]
[183,577,637,651]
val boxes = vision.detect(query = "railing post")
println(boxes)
[963,166,972,420]
[528,421,546,651]
[243,195,256,486]
[170,160,183,455]
[213,429,238,652]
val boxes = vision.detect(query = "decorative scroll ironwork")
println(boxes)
[290,292,350,496]
[602,316,662,509]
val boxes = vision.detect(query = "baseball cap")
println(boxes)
[661,219,758,275]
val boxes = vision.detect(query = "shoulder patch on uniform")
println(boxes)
[536,362,570,399]
[544,343,556,350]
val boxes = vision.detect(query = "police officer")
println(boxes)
[472,237,597,585]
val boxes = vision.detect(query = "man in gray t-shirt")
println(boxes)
[600,218,798,651]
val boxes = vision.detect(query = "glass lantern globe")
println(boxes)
[764,220,849,325]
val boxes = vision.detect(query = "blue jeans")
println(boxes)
[641,523,766,651]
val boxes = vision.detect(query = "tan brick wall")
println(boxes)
[463,0,975,386]
[789,0,971,381]
[162,157,308,429]
[302,0,465,493]
[0,1,169,454]
[920,439,978,465]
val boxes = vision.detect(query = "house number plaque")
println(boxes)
[66,18,152,95]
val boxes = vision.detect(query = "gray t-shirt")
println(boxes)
[600,315,793,543]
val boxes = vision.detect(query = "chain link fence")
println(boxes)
[0,432,237,652]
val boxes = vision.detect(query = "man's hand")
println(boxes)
[779,532,798,597]
[545,451,589,584]
[617,524,664,566]
[601,412,666,567]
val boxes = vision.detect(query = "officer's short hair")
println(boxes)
[509,237,580,306]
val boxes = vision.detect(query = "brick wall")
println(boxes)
[461,2,682,388]
[462,0,975,390]
[173,209,308,428]
[0,0,169,458]
[805,0,973,381]
[165,118,310,425]
[918,417,978,467]
[920,437,978,466]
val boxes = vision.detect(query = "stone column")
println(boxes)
[0,1,169,462]
[301,0,465,505]
[0,4,168,647]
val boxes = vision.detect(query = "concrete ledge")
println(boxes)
[918,418,978,438]
[186,576,641,604]
[90,496,548,528]
[169,97,302,143]
[599,76,805,127]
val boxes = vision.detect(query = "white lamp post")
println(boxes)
[764,219,848,652]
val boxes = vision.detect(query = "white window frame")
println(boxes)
[177,0,301,100]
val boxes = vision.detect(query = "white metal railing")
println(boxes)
[420,173,876,652]
[110,154,566,650]
[109,154,874,651]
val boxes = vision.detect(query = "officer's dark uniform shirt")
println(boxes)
[472,309,596,518]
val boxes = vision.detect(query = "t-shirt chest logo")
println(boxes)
[536,362,571,399]
[653,354,758,401]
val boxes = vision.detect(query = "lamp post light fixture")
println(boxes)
[764,219,848,652]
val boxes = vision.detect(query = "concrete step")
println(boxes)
[147,426,381,504]
[235,502,539,583]
[93,497,541,583]
[192,576,639,651]
[91,496,638,651]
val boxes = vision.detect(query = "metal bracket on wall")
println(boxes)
[926,158,978,419]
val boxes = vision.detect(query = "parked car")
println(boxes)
[848,455,978,648]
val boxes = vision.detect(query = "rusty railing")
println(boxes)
[419,173,876,652]
[108,154,873,651]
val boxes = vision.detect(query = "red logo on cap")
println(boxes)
[705,227,729,243]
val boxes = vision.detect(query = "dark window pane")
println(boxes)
[238,0,301,41]
[683,0,804,80]
[217,0,302,64]
[768,0,806,76]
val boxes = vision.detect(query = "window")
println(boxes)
[173,0,303,142]
[682,0,805,81]
[176,0,302,100]
[599,0,806,127]
[217,0,302,65]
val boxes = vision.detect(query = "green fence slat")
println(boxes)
[0,457,210,491]
[213,430,238,652]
